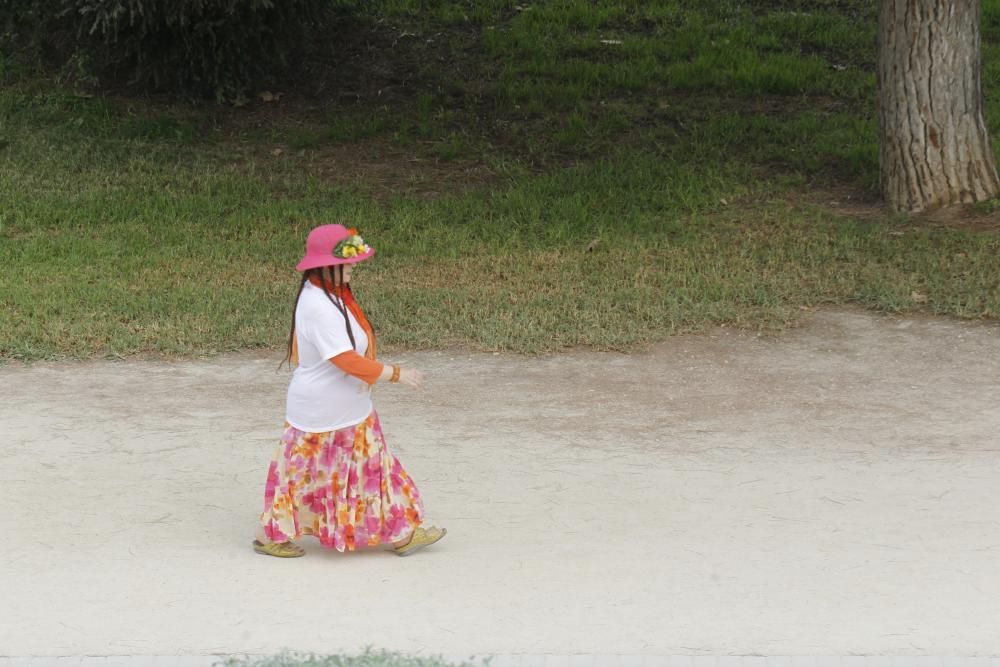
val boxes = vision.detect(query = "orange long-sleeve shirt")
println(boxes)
[331,350,384,385]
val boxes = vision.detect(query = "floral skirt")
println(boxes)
[258,409,424,552]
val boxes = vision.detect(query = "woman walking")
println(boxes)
[254,224,446,558]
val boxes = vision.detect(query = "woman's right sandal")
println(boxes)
[393,526,447,557]
[253,539,305,558]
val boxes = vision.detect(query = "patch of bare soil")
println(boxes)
[913,201,1000,232]
[795,184,1000,231]
[278,139,499,199]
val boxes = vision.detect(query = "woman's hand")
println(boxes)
[397,367,424,389]
[377,362,424,388]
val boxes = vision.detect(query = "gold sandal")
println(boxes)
[253,539,305,558]
[393,526,447,557]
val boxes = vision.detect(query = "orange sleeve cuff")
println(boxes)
[330,351,385,385]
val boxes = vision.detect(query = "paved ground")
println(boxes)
[2,307,999,661]
[2,657,1000,667]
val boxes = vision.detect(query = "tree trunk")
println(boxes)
[877,0,1000,213]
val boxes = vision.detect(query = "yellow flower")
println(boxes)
[343,246,358,257]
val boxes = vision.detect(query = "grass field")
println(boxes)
[1,0,999,360]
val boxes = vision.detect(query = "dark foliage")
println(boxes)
[1,0,341,100]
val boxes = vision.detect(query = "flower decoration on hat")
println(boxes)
[333,228,370,259]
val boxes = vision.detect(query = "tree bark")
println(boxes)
[877,0,1000,213]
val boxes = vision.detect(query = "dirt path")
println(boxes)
[2,307,999,658]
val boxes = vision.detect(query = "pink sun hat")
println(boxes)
[295,224,375,271]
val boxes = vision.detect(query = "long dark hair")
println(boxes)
[281,264,357,368]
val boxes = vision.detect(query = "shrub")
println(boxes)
[1,0,338,101]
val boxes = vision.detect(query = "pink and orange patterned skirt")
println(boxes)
[258,410,425,552]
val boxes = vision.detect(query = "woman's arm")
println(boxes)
[328,352,421,387]
[329,351,385,385]
[374,362,395,383]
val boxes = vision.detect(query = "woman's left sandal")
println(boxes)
[253,539,305,558]
[393,526,447,557]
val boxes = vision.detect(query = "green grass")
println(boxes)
[484,6,876,110]
[2,0,999,361]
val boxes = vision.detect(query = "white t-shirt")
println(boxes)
[285,282,372,432]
